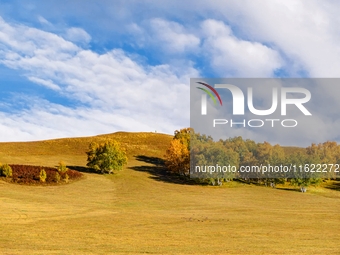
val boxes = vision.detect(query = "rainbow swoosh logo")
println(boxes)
[196,82,223,106]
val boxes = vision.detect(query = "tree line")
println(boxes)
[165,128,340,191]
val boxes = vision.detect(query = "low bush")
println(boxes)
[57,161,68,173]
[0,164,12,178]
[7,164,83,184]
[54,172,61,183]
[64,173,69,183]
[39,169,47,183]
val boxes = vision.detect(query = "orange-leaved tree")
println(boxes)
[165,128,191,176]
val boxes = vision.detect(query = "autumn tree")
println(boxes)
[306,141,340,179]
[174,127,191,151]
[288,152,321,192]
[194,139,239,184]
[222,137,258,182]
[253,142,286,186]
[165,128,192,176]
[86,139,128,174]
[223,137,258,169]
[165,138,190,176]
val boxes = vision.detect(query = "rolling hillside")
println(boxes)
[0,132,339,254]
[0,131,172,167]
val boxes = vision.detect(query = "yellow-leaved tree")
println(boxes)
[165,128,191,176]
[86,139,128,174]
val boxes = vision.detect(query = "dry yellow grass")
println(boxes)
[0,132,339,254]
[0,131,171,167]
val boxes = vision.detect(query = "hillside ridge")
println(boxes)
[0,131,172,167]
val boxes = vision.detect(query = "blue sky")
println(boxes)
[0,0,340,142]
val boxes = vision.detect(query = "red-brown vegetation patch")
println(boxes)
[8,164,83,185]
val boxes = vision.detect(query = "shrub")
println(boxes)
[39,169,47,182]
[63,173,69,183]
[7,165,82,184]
[0,164,12,178]
[86,139,128,174]
[54,172,61,183]
[57,161,68,173]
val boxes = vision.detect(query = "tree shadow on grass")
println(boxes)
[275,187,302,193]
[129,155,199,185]
[67,165,99,174]
[236,179,302,192]
[324,181,340,191]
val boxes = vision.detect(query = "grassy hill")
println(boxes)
[0,132,339,254]
[0,131,172,167]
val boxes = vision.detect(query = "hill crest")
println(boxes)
[0,131,172,167]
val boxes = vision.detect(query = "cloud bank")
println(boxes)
[0,0,339,145]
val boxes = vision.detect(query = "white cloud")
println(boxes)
[200,0,340,77]
[148,18,200,54]
[1,0,340,145]
[128,17,283,77]
[0,17,78,58]
[37,15,51,26]
[4,1,340,78]
[201,19,283,77]
[0,16,195,141]
[27,77,61,91]
[64,27,91,44]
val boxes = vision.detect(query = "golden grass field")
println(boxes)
[0,132,339,254]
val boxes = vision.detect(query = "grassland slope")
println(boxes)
[0,131,172,167]
[0,132,339,254]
